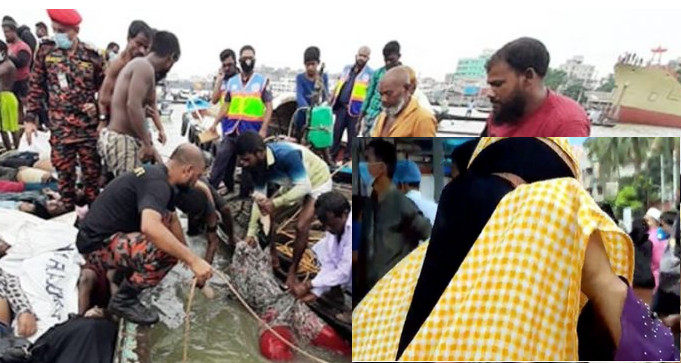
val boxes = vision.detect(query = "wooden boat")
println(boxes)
[222,173,353,342]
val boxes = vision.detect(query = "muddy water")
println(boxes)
[142,105,350,363]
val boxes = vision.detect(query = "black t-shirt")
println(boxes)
[77,165,175,253]
[174,176,226,218]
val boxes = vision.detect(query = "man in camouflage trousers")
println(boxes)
[24,9,103,210]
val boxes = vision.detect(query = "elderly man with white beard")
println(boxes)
[370,66,436,137]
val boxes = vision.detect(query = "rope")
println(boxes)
[330,161,351,177]
[182,278,198,363]
[275,241,320,278]
[275,208,303,235]
[212,268,331,363]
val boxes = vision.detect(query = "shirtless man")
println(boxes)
[97,22,166,170]
[99,31,179,177]
[0,40,18,150]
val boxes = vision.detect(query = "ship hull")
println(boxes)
[616,105,681,128]
[611,64,681,128]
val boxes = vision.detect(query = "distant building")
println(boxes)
[572,145,603,201]
[452,49,494,81]
[560,56,597,88]
[576,142,638,202]
[669,57,681,70]
[420,77,437,87]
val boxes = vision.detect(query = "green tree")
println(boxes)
[585,137,678,207]
[650,136,680,157]
[647,137,680,201]
[544,68,567,91]
[614,185,644,214]
[633,175,658,210]
[564,82,585,102]
[584,138,624,194]
[583,138,654,198]
[677,68,681,83]
[628,138,651,174]
[584,137,651,175]
[597,74,616,92]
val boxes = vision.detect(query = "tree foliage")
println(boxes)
[544,68,567,91]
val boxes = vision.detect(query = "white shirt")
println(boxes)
[310,214,352,296]
[406,190,438,226]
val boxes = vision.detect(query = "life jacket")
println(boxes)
[221,73,267,135]
[7,40,32,81]
[333,64,373,117]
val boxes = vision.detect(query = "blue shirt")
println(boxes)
[261,142,309,190]
[247,142,331,237]
[256,141,330,205]
[295,73,329,108]
[337,67,359,109]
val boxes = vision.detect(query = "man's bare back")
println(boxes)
[0,60,16,92]
[108,57,154,139]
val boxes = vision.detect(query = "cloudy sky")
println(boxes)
[6,0,681,81]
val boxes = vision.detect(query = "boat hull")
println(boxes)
[616,105,681,128]
[611,64,681,128]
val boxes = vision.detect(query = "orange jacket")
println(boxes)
[371,97,437,137]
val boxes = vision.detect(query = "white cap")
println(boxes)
[645,207,661,222]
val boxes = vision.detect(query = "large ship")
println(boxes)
[609,47,681,128]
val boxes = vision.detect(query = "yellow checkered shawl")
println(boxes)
[352,138,634,361]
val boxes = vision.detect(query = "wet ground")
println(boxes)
[140,105,350,363]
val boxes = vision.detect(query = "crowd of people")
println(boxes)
[352,137,679,361]
[263,36,593,140]
[0,9,351,362]
[630,208,680,331]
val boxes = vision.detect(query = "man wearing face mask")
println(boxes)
[359,40,401,137]
[208,45,273,192]
[104,42,119,64]
[329,46,372,163]
[357,139,431,300]
[24,9,104,212]
[102,31,180,178]
[76,143,213,325]
[0,40,19,151]
[481,37,590,137]
[371,67,436,137]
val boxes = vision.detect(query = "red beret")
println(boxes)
[47,9,82,27]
